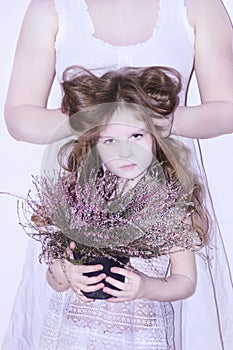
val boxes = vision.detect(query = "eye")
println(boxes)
[103,138,115,145]
[130,133,143,141]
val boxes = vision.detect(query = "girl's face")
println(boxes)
[96,108,154,179]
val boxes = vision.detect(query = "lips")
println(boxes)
[119,163,137,170]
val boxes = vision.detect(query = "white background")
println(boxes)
[0,0,232,346]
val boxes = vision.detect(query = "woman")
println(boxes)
[2,0,233,349]
[4,0,233,143]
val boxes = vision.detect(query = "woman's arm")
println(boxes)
[103,248,197,303]
[172,0,233,138]
[4,0,71,144]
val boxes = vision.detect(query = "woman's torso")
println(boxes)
[54,0,195,105]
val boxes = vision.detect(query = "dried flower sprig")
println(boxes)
[16,161,202,265]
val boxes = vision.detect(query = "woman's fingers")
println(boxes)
[152,115,173,137]
[153,116,171,128]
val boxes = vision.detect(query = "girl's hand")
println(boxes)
[47,259,106,302]
[103,266,150,303]
[65,259,106,303]
[47,242,107,302]
[64,242,106,302]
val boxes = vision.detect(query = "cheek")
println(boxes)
[136,137,154,158]
[137,138,154,167]
[144,136,154,153]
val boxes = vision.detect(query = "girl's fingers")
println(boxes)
[73,289,95,303]
[105,276,126,290]
[83,273,106,285]
[79,273,106,288]
[69,241,76,250]
[74,264,103,274]
[72,272,106,291]
[77,281,105,293]
[68,263,103,281]
[103,286,133,301]
[107,297,129,303]
[103,268,146,302]
[102,286,125,298]
[66,241,76,258]
[78,296,94,303]
[67,263,105,292]
[103,273,132,297]
[110,266,134,279]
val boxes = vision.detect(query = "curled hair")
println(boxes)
[62,65,181,117]
[59,65,210,244]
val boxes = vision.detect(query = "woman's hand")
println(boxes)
[152,113,174,138]
[102,266,150,303]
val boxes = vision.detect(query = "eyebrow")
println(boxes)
[99,128,147,139]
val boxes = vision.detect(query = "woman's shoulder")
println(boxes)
[185,0,231,29]
[24,0,58,35]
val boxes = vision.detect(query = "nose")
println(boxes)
[117,140,133,158]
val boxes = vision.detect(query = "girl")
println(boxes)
[33,65,209,349]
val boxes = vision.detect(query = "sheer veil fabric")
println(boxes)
[2,0,233,349]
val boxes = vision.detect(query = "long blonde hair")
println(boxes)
[59,65,210,244]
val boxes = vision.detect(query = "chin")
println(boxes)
[116,169,145,180]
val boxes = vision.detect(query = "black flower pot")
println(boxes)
[73,254,129,299]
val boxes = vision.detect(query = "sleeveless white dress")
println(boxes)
[2,1,233,349]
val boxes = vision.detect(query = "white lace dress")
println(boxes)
[39,256,174,350]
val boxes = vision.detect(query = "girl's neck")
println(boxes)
[117,172,146,196]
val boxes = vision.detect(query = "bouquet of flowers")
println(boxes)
[19,162,199,267]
